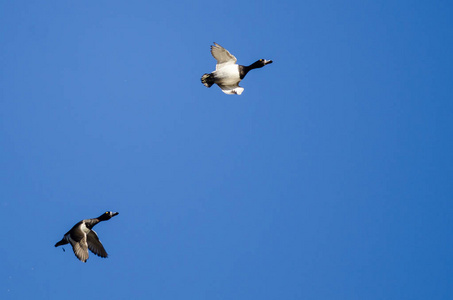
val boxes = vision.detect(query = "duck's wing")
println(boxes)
[217,84,244,95]
[70,235,89,262]
[211,43,237,70]
[66,223,89,262]
[86,230,108,258]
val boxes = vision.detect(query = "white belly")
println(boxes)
[213,65,241,85]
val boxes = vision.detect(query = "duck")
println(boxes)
[201,42,273,95]
[55,211,119,262]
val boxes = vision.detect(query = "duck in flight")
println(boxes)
[201,43,273,95]
[55,211,119,262]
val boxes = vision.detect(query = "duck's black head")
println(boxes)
[251,59,273,68]
[98,211,119,221]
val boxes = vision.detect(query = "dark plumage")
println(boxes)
[55,211,119,262]
[201,42,273,95]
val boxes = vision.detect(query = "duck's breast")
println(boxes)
[213,64,241,85]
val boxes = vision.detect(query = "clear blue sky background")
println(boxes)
[1,1,452,299]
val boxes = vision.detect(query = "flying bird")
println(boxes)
[201,42,273,95]
[55,211,119,262]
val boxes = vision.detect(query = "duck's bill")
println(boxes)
[112,212,119,216]
[264,60,273,65]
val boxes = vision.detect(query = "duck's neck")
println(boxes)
[85,218,102,229]
[239,61,262,79]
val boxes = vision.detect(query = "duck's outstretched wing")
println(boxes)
[211,43,237,70]
[70,235,89,262]
[217,84,244,95]
[87,230,108,258]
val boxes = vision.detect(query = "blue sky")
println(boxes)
[1,1,452,299]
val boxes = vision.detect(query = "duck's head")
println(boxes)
[254,59,273,68]
[98,211,119,221]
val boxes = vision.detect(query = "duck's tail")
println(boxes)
[201,73,215,88]
[55,238,68,247]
